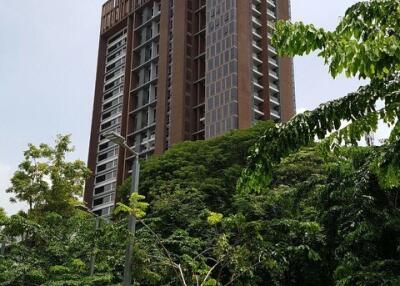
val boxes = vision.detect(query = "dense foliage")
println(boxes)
[1,0,399,285]
[2,127,399,285]
[240,0,400,192]
[6,135,90,216]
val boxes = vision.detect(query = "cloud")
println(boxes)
[0,162,27,215]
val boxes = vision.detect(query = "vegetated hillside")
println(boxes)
[120,121,274,212]
[116,122,400,285]
[1,122,399,285]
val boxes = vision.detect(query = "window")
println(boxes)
[93,194,112,207]
[153,108,156,121]
[108,29,126,45]
[94,210,102,216]
[99,142,109,151]
[93,198,104,206]
[97,160,117,173]
[97,164,107,173]
[97,147,118,162]
[144,88,150,104]
[94,183,115,195]
[98,153,107,162]
[145,68,151,82]
[146,27,152,40]
[145,46,152,61]
[96,175,105,183]
[101,121,112,130]
[101,117,121,131]
[102,111,111,120]
[94,186,105,195]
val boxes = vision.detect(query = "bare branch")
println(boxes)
[177,264,188,286]
[139,219,188,286]
[201,260,222,286]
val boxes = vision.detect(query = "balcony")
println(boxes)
[133,55,159,71]
[267,21,275,31]
[267,0,276,8]
[267,9,276,20]
[268,45,277,55]
[269,69,279,80]
[253,81,264,90]
[253,94,264,103]
[252,16,262,28]
[269,58,278,68]
[252,41,262,52]
[252,53,263,65]
[269,82,280,93]
[253,66,263,78]
[270,95,280,106]
[133,33,160,51]
[251,5,262,16]
[252,29,262,40]
[254,107,265,117]
[270,109,281,119]
[134,10,161,31]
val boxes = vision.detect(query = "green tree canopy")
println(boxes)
[6,135,90,216]
[240,0,400,193]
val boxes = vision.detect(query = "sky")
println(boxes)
[0,0,372,215]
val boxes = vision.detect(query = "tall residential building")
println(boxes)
[84,0,296,215]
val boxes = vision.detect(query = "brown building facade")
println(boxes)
[84,0,296,216]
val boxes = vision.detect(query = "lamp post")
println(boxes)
[0,241,5,256]
[75,204,100,276]
[105,131,140,286]
[1,238,5,256]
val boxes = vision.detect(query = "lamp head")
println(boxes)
[105,131,125,146]
[105,131,138,156]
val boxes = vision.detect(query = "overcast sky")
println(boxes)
[0,0,367,215]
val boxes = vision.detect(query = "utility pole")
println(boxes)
[90,216,100,276]
[75,204,100,276]
[1,241,5,256]
[106,131,140,286]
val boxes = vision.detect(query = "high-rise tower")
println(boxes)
[84,0,296,216]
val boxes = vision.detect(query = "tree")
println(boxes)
[6,135,90,216]
[115,122,275,285]
[2,2,400,283]
[239,0,400,192]
[0,211,128,286]
[0,208,6,227]
[1,133,399,284]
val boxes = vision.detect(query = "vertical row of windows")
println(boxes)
[165,0,174,148]
[204,0,240,138]
[129,1,161,158]
[251,0,266,121]
[266,1,281,121]
[250,0,281,122]
[192,0,206,141]
[92,28,128,216]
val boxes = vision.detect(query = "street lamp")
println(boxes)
[1,235,5,256]
[105,131,140,286]
[75,204,100,276]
